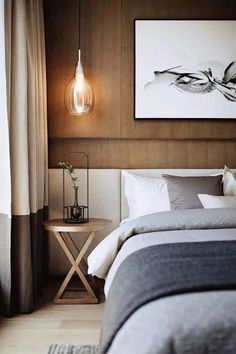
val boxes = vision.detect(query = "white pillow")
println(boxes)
[223,166,236,196]
[123,171,170,218]
[198,194,236,209]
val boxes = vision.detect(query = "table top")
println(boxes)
[42,218,113,232]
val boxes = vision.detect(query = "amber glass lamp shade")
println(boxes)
[65,50,93,116]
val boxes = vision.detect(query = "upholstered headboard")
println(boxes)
[120,169,224,220]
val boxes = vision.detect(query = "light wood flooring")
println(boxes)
[0,283,104,354]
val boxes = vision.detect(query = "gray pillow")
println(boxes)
[163,175,223,210]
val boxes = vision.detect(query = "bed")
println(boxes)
[88,168,236,354]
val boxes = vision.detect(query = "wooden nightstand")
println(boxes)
[42,218,112,304]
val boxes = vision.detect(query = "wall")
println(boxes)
[44,0,236,168]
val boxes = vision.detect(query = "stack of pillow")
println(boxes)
[123,166,236,219]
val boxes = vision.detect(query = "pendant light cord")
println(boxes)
[79,0,81,60]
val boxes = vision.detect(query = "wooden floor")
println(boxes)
[0,283,104,354]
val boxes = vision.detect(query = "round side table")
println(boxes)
[42,218,112,304]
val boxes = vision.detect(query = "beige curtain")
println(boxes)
[0,0,11,315]
[0,0,48,315]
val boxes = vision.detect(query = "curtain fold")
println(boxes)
[0,0,12,315]
[0,0,48,316]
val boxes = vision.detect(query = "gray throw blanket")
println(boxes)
[88,208,236,279]
[100,241,236,354]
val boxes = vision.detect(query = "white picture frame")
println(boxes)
[134,20,236,119]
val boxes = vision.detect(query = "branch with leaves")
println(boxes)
[58,162,79,190]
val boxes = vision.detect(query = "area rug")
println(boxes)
[48,345,99,354]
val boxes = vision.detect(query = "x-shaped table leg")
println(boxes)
[53,231,98,304]
[62,232,88,275]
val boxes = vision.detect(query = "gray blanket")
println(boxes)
[87,209,236,353]
[100,241,236,354]
[88,208,236,279]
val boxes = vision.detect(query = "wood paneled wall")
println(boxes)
[49,138,236,168]
[44,0,236,168]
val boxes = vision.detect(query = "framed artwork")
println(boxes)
[134,20,236,119]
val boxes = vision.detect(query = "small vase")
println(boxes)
[72,187,81,220]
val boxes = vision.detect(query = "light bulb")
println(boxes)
[65,50,93,116]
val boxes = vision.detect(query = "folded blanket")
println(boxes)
[100,241,236,354]
[88,208,236,278]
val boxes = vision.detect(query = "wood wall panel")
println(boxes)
[44,0,236,169]
[44,0,121,138]
[121,0,236,139]
[44,0,236,140]
[49,138,236,169]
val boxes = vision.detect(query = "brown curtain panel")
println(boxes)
[0,0,48,316]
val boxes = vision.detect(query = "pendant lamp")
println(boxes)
[65,0,93,116]
[65,49,93,115]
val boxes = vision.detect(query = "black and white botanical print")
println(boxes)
[135,20,236,119]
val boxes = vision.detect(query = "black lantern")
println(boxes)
[60,152,89,224]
